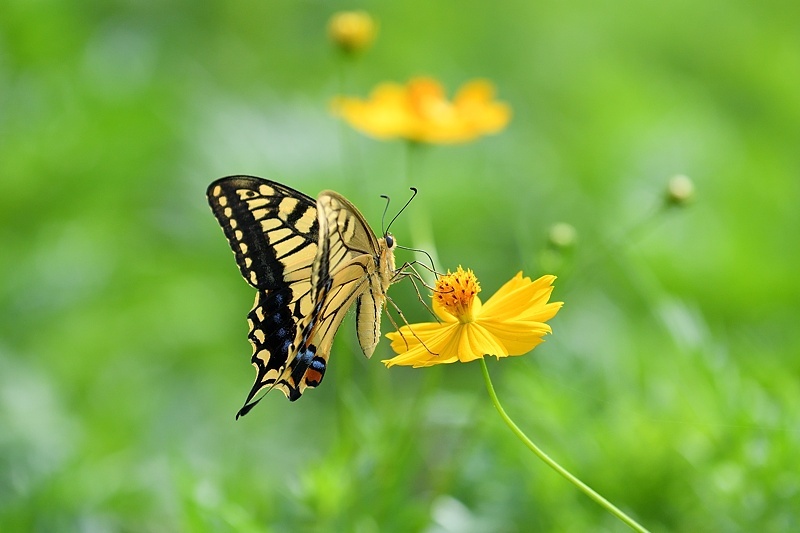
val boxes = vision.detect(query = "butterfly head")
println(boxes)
[384,232,396,250]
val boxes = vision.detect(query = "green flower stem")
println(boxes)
[479,358,649,532]
[403,141,440,284]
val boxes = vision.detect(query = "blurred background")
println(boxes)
[2,1,799,531]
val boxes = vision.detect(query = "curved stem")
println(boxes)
[479,358,649,532]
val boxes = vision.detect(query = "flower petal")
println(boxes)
[454,80,511,136]
[333,78,510,144]
[524,301,563,324]
[458,323,508,362]
[331,83,417,139]
[454,79,497,105]
[479,272,527,313]
[386,321,445,353]
[480,274,561,323]
[383,322,461,367]
[479,318,552,355]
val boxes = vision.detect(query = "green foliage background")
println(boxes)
[2,1,799,531]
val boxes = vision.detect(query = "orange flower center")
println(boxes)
[434,267,481,323]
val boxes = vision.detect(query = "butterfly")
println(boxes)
[207,175,401,417]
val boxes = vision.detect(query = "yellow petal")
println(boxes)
[479,318,551,355]
[453,80,511,136]
[383,320,505,368]
[472,273,562,356]
[525,301,564,323]
[386,321,444,353]
[370,82,407,103]
[480,274,560,322]
[334,78,510,144]
[406,353,460,368]
[384,322,461,367]
[475,102,512,134]
[454,79,497,105]
[459,323,508,362]
[407,77,447,103]
[479,271,526,311]
[331,83,418,139]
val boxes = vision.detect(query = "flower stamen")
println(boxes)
[435,266,480,322]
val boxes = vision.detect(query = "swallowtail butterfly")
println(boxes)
[207,176,399,417]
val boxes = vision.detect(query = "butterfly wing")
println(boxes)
[273,191,395,392]
[314,192,398,358]
[315,192,397,358]
[207,175,320,416]
[310,190,384,357]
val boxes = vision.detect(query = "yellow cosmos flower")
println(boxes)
[384,267,562,367]
[332,78,511,144]
[327,11,377,54]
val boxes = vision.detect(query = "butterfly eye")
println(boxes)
[385,234,394,248]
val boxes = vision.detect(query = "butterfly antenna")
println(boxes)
[380,194,391,236]
[384,187,418,236]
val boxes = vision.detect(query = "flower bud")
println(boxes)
[548,222,577,249]
[328,11,376,54]
[665,174,695,206]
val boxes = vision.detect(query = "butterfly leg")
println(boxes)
[394,259,442,288]
[384,293,439,356]
[393,267,439,323]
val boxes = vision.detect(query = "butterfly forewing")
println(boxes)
[207,176,318,290]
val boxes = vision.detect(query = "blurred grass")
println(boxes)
[2,0,799,531]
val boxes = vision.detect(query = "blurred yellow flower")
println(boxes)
[384,267,562,367]
[332,78,511,144]
[328,11,377,54]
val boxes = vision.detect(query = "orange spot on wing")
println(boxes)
[305,369,323,387]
